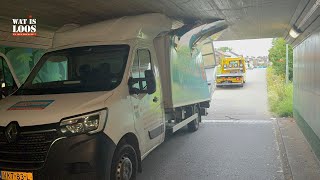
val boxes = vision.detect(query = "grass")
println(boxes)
[266,67,293,117]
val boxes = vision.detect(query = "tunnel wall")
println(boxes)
[293,27,320,159]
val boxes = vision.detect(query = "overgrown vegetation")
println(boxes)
[217,46,232,52]
[268,38,293,80]
[267,67,293,117]
[267,38,293,117]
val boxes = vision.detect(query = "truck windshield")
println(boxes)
[14,45,130,95]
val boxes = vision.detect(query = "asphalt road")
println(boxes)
[136,69,307,180]
[204,68,271,120]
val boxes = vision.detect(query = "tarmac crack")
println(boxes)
[225,115,240,120]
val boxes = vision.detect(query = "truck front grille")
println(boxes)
[0,129,59,170]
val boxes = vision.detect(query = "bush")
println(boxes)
[267,67,293,117]
[268,38,293,80]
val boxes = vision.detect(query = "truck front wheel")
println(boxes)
[188,105,201,132]
[110,141,138,180]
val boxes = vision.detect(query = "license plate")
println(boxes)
[0,171,33,180]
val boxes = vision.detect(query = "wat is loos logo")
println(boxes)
[12,15,37,36]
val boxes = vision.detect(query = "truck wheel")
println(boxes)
[239,83,244,87]
[111,141,138,180]
[188,105,200,132]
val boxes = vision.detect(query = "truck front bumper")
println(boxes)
[216,82,243,86]
[0,133,116,180]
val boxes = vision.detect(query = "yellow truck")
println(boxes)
[216,57,246,87]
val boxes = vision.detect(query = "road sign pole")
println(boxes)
[286,44,289,84]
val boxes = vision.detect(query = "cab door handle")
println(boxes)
[153,96,158,103]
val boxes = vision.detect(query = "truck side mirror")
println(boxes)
[128,70,156,95]
[144,70,156,95]
[128,77,140,95]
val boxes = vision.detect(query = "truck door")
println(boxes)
[130,48,164,155]
[0,53,19,99]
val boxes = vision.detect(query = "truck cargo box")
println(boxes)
[154,35,211,109]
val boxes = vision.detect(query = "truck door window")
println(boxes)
[138,49,152,89]
[131,51,140,90]
[132,53,140,79]
[0,57,17,96]
[0,58,14,87]
[138,49,152,77]
[131,49,152,90]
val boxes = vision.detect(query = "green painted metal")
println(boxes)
[293,28,320,161]
[294,109,320,160]
[170,44,210,107]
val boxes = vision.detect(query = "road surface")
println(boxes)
[204,68,270,120]
[137,69,320,180]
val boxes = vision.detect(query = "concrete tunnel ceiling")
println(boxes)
[0,0,318,48]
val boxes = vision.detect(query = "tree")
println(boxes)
[268,38,293,80]
[217,47,232,52]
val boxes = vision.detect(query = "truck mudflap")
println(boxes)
[200,107,208,116]
[0,131,116,180]
[200,101,210,108]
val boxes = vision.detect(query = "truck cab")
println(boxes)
[216,57,247,87]
[0,18,165,179]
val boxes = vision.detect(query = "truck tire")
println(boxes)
[239,83,244,87]
[110,140,138,180]
[188,105,201,132]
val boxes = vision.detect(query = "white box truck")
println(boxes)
[0,14,225,180]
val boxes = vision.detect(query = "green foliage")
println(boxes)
[268,38,293,80]
[217,47,232,52]
[267,67,293,117]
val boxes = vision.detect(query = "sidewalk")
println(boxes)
[276,118,320,180]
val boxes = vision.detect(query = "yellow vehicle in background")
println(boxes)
[216,57,246,87]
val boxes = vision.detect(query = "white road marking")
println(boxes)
[202,119,272,124]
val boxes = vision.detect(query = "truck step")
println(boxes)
[165,113,198,133]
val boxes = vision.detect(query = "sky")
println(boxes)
[213,38,273,57]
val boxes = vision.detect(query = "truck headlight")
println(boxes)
[60,109,107,136]
[229,64,232,68]
[223,64,227,68]
[240,64,243,67]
